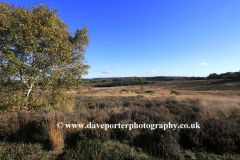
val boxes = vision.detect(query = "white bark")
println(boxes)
[21,75,38,98]
[26,83,33,98]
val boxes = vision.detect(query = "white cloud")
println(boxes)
[141,68,159,73]
[200,63,208,65]
[94,69,104,72]
[150,68,158,72]
[103,70,114,74]
[94,69,114,74]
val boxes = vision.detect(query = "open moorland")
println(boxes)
[1,78,240,160]
[2,1,240,159]
[69,79,240,100]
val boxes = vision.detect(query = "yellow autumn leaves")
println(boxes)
[0,2,90,112]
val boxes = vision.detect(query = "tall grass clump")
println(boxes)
[76,85,84,94]
[46,116,65,150]
[141,85,144,92]
[119,90,123,94]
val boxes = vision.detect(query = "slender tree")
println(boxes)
[0,2,90,110]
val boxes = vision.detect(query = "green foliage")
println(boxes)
[0,143,42,160]
[48,88,75,109]
[0,2,90,111]
[95,80,154,87]
[145,76,206,81]
[170,90,183,96]
[153,126,184,159]
[63,139,150,160]
[208,72,240,80]
[101,140,149,160]
[119,89,129,94]
[112,78,124,81]
[145,90,154,93]
[89,79,112,83]
[0,86,27,112]
[63,139,104,160]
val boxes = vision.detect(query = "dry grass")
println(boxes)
[141,85,144,92]
[1,79,240,159]
[67,81,240,122]
[199,97,240,118]
[69,80,240,125]
[46,116,65,151]
[67,81,240,102]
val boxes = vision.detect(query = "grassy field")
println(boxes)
[70,79,240,99]
[1,79,240,159]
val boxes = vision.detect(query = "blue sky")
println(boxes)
[4,0,240,78]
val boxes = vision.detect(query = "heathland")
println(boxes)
[1,77,240,159]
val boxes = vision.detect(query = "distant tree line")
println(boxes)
[83,72,240,86]
[95,80,155,87]
[207,72,240,80]
[144,76,206,81]
[82,77,145,84]
[84,76,206,84]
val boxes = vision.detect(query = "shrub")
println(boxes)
[0,143,42,160]
[76,85,84,93]
[141,85,144,91]
[181,116,240,154]
[170,89,182,96]
[153,125,184,160]
[89,87,92,91]
[62,139,104,160]
[145,90,155,93]
[101,140,149,160]
[48,88,75,109]
[134,90,141,94]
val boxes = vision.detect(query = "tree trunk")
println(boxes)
[26,83,33,98]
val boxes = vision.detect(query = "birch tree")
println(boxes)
[0,2,90,110]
